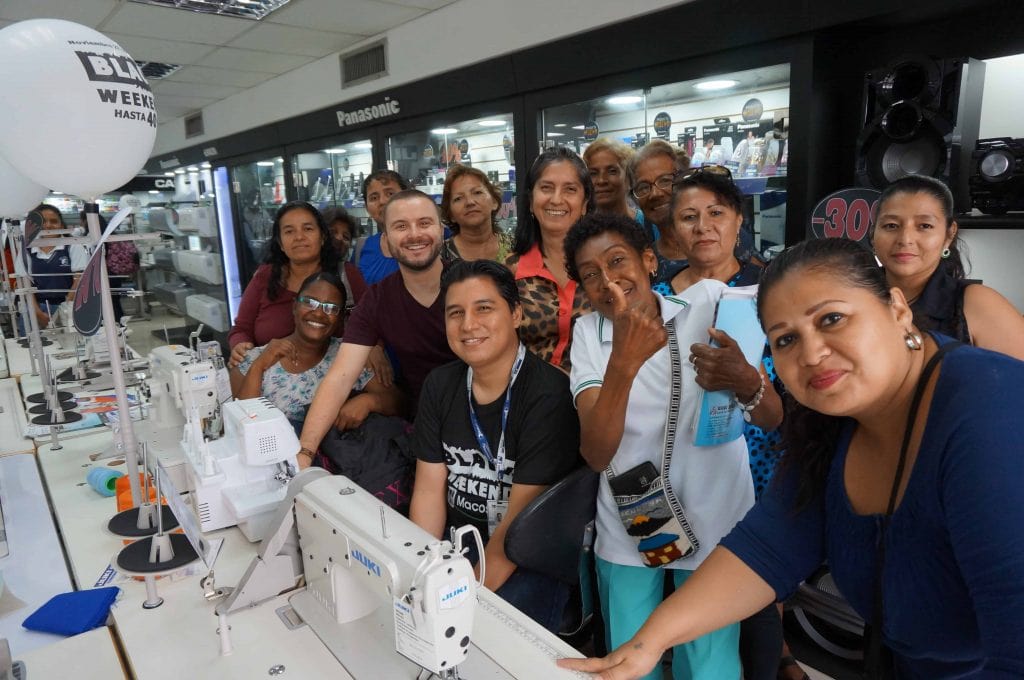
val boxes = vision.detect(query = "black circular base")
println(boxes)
[26,391,74,404]
[117,533,198,573]
[16,338,52,347]
[28,401,76,415]
[56,368,102,382]
[30,410,83,426]
[107,505,180,537]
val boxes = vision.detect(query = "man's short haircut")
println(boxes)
[441,259,520,312]
[381,189,441,229]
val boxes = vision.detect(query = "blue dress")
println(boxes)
[722,338,1024,678]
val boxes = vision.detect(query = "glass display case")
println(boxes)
[290,138,374,237]
[386,113,518,233]
[539,65,790,258]
[229,155,287,282]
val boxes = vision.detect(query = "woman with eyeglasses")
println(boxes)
[228,201,340,368]
[627,140,690,275]
[230,271,401,435]
[655,168,793,680]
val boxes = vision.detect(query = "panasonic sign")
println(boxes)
[336,97,400,128]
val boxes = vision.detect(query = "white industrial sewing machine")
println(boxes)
[184,397,298,541]
[216,472,587,679]
[145,340,298,541]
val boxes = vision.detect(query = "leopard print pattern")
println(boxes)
[507,252,591,371]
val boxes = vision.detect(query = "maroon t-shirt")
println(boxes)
[344,270,455,407]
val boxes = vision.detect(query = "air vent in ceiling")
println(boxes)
[185,112,205,139]
[341,41,388,88]
[137,62,182,80]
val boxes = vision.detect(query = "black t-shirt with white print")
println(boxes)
[413,350,580,540]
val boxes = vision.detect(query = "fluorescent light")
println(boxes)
[201,162,212,169]
[431,128,458,135]
[325,148,347,154]
[606,95,642,105]
[164,172,176,177]
[354,142,373,149]
[695,79,739,91]
[256,161,275,166]
[186,166,199,172]
[129,0,293,21]
[546,132,565,137]
[572,125,586,130]
[477,120,506,127]
[553,123,567,128]
[174,168,186,174]
[149,190,160,194]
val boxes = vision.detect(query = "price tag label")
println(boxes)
[809,187,881,242]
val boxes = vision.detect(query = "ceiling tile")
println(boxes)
[166,65,276,88]
[228,22,362,57]
[154,93,219,110]
[104,32,218,66]
[157,104,195,120]
[201,46,314,74]
[269,0,425,35]
[153,80,243,99]
[0,0,118,26]
[101,3,253,44]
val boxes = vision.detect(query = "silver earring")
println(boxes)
[941,247,951,259]
[904,331,923,351]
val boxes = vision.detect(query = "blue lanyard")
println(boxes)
[465,343,526,480]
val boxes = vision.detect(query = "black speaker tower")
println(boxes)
[855,56,985,214]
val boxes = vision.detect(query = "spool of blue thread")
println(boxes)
[86,467,124,497]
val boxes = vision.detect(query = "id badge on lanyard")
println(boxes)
[467,344,525,536]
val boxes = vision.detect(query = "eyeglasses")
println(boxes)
[632,173,677,199]
[296,295,341,316]
[677,164,733,182]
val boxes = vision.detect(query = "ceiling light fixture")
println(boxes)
[694,79,739,91]
[164,172,176,177]
[201,162,212,169]
[186,166,199,172]
[174,168,186,174]
[546,132,565,137]
[572,125,586,130]
[325,148,348,154]
[431,128,458,135]
[477,120,506,127]
[256,161,275,167]
[128,0,293,21]
[353,143,373,149]
[606,95,642,105]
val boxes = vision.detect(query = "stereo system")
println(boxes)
[969,137,1024,215]
[855,56,985,214]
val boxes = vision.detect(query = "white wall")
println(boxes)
[958,53,1024,311]
[152,0,692,155]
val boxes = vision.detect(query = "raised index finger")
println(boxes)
[607,280,628,315]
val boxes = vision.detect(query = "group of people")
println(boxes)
[223,137,1024,679]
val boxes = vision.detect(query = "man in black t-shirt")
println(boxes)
[410,260,580,633]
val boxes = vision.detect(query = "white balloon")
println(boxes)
[0,19,157,199]
[0,154,48,218]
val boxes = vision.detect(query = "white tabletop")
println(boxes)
[15,626,126,680]
[36,430,350,679]
[0,379,32,457]
[3,337,78,381]
[0,454,74,656]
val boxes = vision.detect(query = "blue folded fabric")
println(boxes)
[22,587,119,636]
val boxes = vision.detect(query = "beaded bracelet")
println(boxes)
[735,373,766,423]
